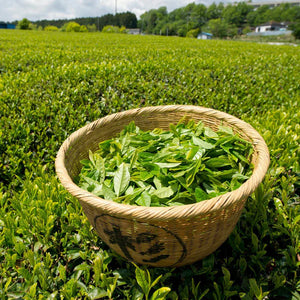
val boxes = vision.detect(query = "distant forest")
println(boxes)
[138,2,300,37]
[3,2,300,37]
[32,11,137,31]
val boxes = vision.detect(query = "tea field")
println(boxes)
[0,30,299,299]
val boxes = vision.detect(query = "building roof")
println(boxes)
[0,23,16,29]
[199,32,213,36]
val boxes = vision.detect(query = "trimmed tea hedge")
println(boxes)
[0,30,299,299]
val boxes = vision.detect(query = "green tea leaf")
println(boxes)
[249,278,261,298]
[155,162,181,168]
[186,146,200,160]
[218,125,234,135]
[186,159,203,187]
[153,177,162,190]
[152,186,175,199]
[204,127,218,138]
[135,191,151,207]
[205,157,232,168]
[130,149,139,170]
[135,266,150,295]
[150,275,163,290]
[79,121,252,207]
[103,184,116,200]
[113,163,130,197]
[192,136,215,149]
[150,287,171,300]
[195,187,208,202]
[95,154,106,183]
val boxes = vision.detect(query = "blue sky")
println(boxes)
[1,0,238,22]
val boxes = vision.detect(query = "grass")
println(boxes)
[0,30,299,299]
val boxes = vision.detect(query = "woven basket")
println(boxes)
[55,105,269,267]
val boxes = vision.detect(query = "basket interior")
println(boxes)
[64,110,255,181]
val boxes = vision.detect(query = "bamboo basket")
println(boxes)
[55,105,269,267]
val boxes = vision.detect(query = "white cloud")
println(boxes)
[0,0,235,22]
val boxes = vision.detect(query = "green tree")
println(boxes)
[44,25,59,31]
[102,25,117,33]
[18,18,30,30]
[186,28,200,38]
[87,24,97,32]
[177,27,186,37]
[274,4,300,22]
[292,22,300,39]
[207,3,223,20]
[191,4,207,27]
[115,12,137,28]
[65,21,81,32]
[246,4,300,27]
[161,22,178,36]
[242,26,252,35]
[285,6,300,22]
[205,18,228,38]
[119,26,127,33]
[227,24,238,38]
[247,5,270,27]
[246,10,258,27]
[79,25,88,32]
[139,7,169,34]
[222,3,252,28]
[98,14,115,30]
[29,23,37,30]
[102,25,126,33]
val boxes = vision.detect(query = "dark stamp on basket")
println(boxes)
[94,214,187,265]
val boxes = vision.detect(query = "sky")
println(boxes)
[0,0,238,22]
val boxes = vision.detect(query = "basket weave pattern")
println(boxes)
[55,105,269,267]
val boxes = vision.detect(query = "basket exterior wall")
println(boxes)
[56,105,270,267]
[80,198,246,267]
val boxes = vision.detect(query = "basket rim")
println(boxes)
[55,105,270,221]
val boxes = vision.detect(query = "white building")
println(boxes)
[127,28,140,35]
[197,32,213,40]
[255,21,287,32]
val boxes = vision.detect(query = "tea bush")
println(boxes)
[0,30,299,299]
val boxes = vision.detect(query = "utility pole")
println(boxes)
[115,0,117,15]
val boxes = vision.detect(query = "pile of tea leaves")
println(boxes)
[76,120,253,206]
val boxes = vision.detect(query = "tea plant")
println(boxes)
[0,30,299,299]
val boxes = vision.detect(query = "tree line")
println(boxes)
[23,11,137,31]
[138,2,300,38]
[6,2,300,38]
